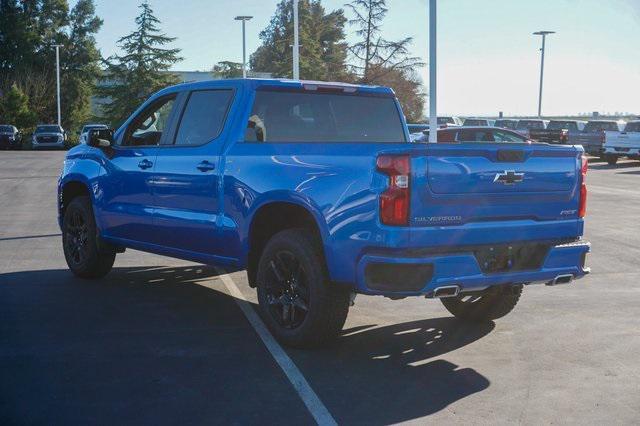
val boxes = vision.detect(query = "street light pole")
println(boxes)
[292,0,300,80]
[53,44,62,126]
[533,31,555,117]
[235,16,253,78]
[428,0,437,143]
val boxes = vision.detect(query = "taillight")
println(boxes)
[377,155,410,226]
[579,155,588,218]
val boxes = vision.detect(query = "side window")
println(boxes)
[457,130,494,142]
[174,90,233,146]
[123,95,176,146]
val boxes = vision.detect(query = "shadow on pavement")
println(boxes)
[291,317,493,424]
[589,161,640,170]
[0,265,492,425]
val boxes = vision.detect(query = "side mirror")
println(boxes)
[88,128,114,148]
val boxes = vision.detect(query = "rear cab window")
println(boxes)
[517,120,544,130]
[624,122,640,132]
[583,121,619,132]
[245,89,406,143]
[548,121,578,131]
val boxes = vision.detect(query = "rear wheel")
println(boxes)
[256,229,350,348]
[440,285,522,322]
[605,155,618,165]
[62,196,115,279]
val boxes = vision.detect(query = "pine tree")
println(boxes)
[0,83,37,129]
[99,1,182,127]
[250,0,350,81]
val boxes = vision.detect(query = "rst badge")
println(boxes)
[494,170,524,185]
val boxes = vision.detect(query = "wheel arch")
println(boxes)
[246,199,328,288]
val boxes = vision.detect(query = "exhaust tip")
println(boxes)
[547,274,574,286]
[432,285,461,298]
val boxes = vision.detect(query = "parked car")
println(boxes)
[602,121,640,165]
[515,119,548,138]
[79,124,109,144]
[494,119,518,130]
[0,125,22,150]
[32,124,65,149]
[571,120,623,158]
[422,126,531,143]
[58,78,590,348]
[463,118,495,127]
[529,120,586,144]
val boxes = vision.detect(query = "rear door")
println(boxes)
[150,87,236,257]
[411,143,581,227]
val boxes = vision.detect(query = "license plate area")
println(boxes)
[474,243,550,274]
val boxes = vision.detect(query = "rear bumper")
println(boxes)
[604,147,640,157]
[355,240,590,296]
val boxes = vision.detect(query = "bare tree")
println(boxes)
[345,0,423,84]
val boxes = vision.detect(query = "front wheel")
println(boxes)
[62,196,115,279]
[256,229,350,348]
[605,155,618,166]
[440,285,523,322]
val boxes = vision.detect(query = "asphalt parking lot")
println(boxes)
[1,151,639,425]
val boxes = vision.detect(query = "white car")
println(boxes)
[603,121,640,165]
[79,124,109,144]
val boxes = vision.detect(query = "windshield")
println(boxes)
[517,120,544,130]
[495,120,517,129]
[0,125,13,133]
[35,125,61,133]
[246,90,407,143]
[583,121,619,132]
[548,121,578,131]
[82,125,107,133]
[624,122,640,132]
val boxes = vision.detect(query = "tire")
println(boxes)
[62,196,115,279]
[256,228,350,348]
[440,285,523,322]
[605,155,618,166]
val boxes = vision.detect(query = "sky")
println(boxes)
[72,0,640,116]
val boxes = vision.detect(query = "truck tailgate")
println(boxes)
[410,143,582,226]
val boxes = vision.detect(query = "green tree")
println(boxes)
[0,0,101,131]
[370,67,424,122]
[250,0,351,81]
[98,1,182,127]
[212,61,243,79]
[345,0,423,84]
[0,83,37,129]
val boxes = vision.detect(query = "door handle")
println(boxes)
[138,159,153,170]
[197,160,215,172]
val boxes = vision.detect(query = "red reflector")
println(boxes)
[579,155,588,218]
[377,155,410,226]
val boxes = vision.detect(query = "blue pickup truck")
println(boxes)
[58,79,590,347]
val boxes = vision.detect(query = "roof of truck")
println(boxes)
[160,78,395,96]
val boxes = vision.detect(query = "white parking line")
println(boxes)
[212,268,337,426]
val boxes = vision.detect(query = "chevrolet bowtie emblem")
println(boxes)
[494,170,524,185]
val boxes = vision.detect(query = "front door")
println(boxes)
[99,94,178,243]
[150,88,235,258]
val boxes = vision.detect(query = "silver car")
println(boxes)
[32,125,65,149]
